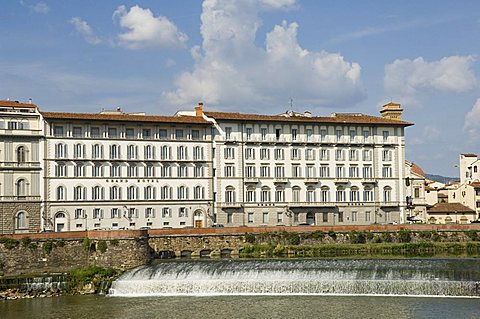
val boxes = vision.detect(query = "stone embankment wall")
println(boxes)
[0,230,150,276]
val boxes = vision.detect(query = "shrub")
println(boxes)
[56,240,65,247]
[0,237,19,250]
[465,230,479,241]
[43,241,54,255]
[109,239,119,246]
[328,230,337,240]
[83,237,91,251]
[69,266,116,285]
[244,233,256,244]
[287,233,301,245]
[431,231,442,242]
[398,229,412,243]
[381,232,393,243]
[21,237,32,248]
[310,231,325,241]
[28,242,38,250]
[97,240,108,253]
[366,232,374,241]
[349,231,366,244]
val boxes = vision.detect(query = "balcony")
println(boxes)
[244,177,260,184]
[379,201,400,207]
[0,162,42,169]
[334,178,349,184]
[273,178,288,184]
[304,178,320,184]
[361,178,377,184]
[289,201,336,208]
[218,202,243,209]
[1,195,41,201]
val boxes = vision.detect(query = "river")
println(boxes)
[2,258,480,318]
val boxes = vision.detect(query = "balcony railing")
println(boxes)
[0,195,41,201]
[0,162,41,168]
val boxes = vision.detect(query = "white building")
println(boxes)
[405,161,427,223]
[0,99,414,232]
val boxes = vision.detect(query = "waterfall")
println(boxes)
[109,259,480,298]
[0,274,67,292]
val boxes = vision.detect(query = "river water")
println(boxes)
[2,258,480,318]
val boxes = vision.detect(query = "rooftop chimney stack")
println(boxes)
[380,102,403,120]
[195,101,204,117]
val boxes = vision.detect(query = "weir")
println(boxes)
[109,259,480,298]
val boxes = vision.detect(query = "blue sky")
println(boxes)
[1,0,480,176]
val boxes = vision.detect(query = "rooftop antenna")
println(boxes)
[289,98,294,110]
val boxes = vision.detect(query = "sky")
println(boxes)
[1,0,480,177]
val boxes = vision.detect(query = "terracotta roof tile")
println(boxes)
[411,163,425,177]
[41,111,211,125]
[427,202,475,213]
[462,153,478,157]
[0,100,37,108]
[204,111,413,126]
[469,182,480,188]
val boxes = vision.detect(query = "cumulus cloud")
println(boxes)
[70,17,102,45]
[464,98,480,137]
[21,1,50,14]
[384,56,477,105]
[164,0,364,111]
[113,5,188,49]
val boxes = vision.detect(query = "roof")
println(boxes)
[469,182,480,188]
[203,111,413,126]
[462,153,478,157]
[41,111,211,125]
[427,202,475,213]
[0,100,37,108]
[411,163,425,177]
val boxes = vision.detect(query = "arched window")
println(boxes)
[74,143,85,159]
[92,144,103,159]
[194,185,205,199]
[321,186,330,202]
[364,186,374,202]
[246,186,256,202]
[144,145,155,160]
[17,146,26,163]
[15,211,27,230]
[127,145,137,159]
[336,186,346,202]
[292,186,301,202]
[16,179,27,197]
[127,185,138,200]
[110,144,120,159]
[56,186,66,200]
[161,145,171,160]
[306,186,316,202]
[145,163,155,177]
[383,186,392,202]
[74,185,86,200]
[92,185,104,200]
[225,186,236,203]
[275,186,285,202]
[261,186,271,202]
[193,146,204,160]
[55,143,67,158]
[350,186,360,202]
[144,186,155,200]
[161,185,172,199]
[177,186,188,200]
[110,186,121,200]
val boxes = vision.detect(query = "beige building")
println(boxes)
[405,161,427,223]
[427,202,476,224]
[0,100,43,233]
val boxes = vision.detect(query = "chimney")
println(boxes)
[195,101,204,117]
[380,102,403,120]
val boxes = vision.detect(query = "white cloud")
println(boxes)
[113,5,188,49]
[21,1,50,14]
[164,0,364,111]
[384,56,477,105]
[464,98,480,137]
[70,17,102,45]
[411,125,441,145]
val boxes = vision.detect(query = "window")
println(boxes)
[144,186,155,200]
[247,213,254,224]
[75,208,85,219]
[349,129,356,141]
[17,146,26,163]
[192,130,200,140]
[110,186,121,200]
[110,145,120,159]
[363,130,370,140]
[193,146,204,160]
[245,148,255,160]
[262,212,269,224]
[414,188,420,198]
[336,186,346,202]
[71,126,82,138]
[291,148,301,160]
[74,163,85,177]
[383,131,389,143]
[93,208,103,219]
[224,147,235,159]
[161,164,171,177]
[363,166,373,178]
[322,212,328,223]
[261,186,271,202]
[352,211,357,222]
[274,165,285,178]
[320,149,329,161]
[321,186,330,202]
[320,129,327,141]
[227,212,233,224]
[56,186,65,200]
[90,127,100,138]
[349,166,359,178]
[383,186,392,202]
[292,186,301,202]
[92,186,104,200]
[55,162,66,177]
[335,149,344,161]
[382,149,392,161]
[158,129,167,139]
[275,128,282,140]
[306,165,315,178]
[274,148,284,160]
[108,127,117,138]
[178,164,187,177]
[55,143,67,158]
[225,186,236,203]
[194,164,204,177]
[245,165,256,178]
[277,212,283,223]
[177,186,188,199]
[306,129,313,141]
[175,129,184,140]
[74,186,86,200]
[365,211,371,222]
[177,146,188,160]
[382,166,392,178]
[74,143,85,159]
[291,128,298,141]
[179,207,188,218]
[127,186,138,200]
[125,128,135,139]
[162,208,172,218]
[145,164,155,177]
[224,165,235,177]
[260,165,270,177]
[93,163,104,177]
[194,186,205,199]
[53,126,64,137]
[246,127,253,140]
[110,164,121,177]
[144,145,155,159]
[335,166,345,178]
[225,127,232,140]
[261,128,267,140]
[292,165,301,177]
[349,149,358,161]
[142,128,152,139]
[275,187,285,202]
[306,148,315,160]
[306,187,316,202]
[145,208,155,218]
[350,187,360,202]
[92,144,103,159]
[364,187,374,202]
[111,208,120,219]
[338,212,344,223]
[160,145,171,160]
[161,186,172,199]
[246,187,256,202]
[319,165,329,178]
[335,129,342,141]
[260,148,269,160]
[363,149,372,161]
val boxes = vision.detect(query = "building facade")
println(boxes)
[0,99,413,232]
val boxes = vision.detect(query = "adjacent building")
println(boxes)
[0,99,414,232]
